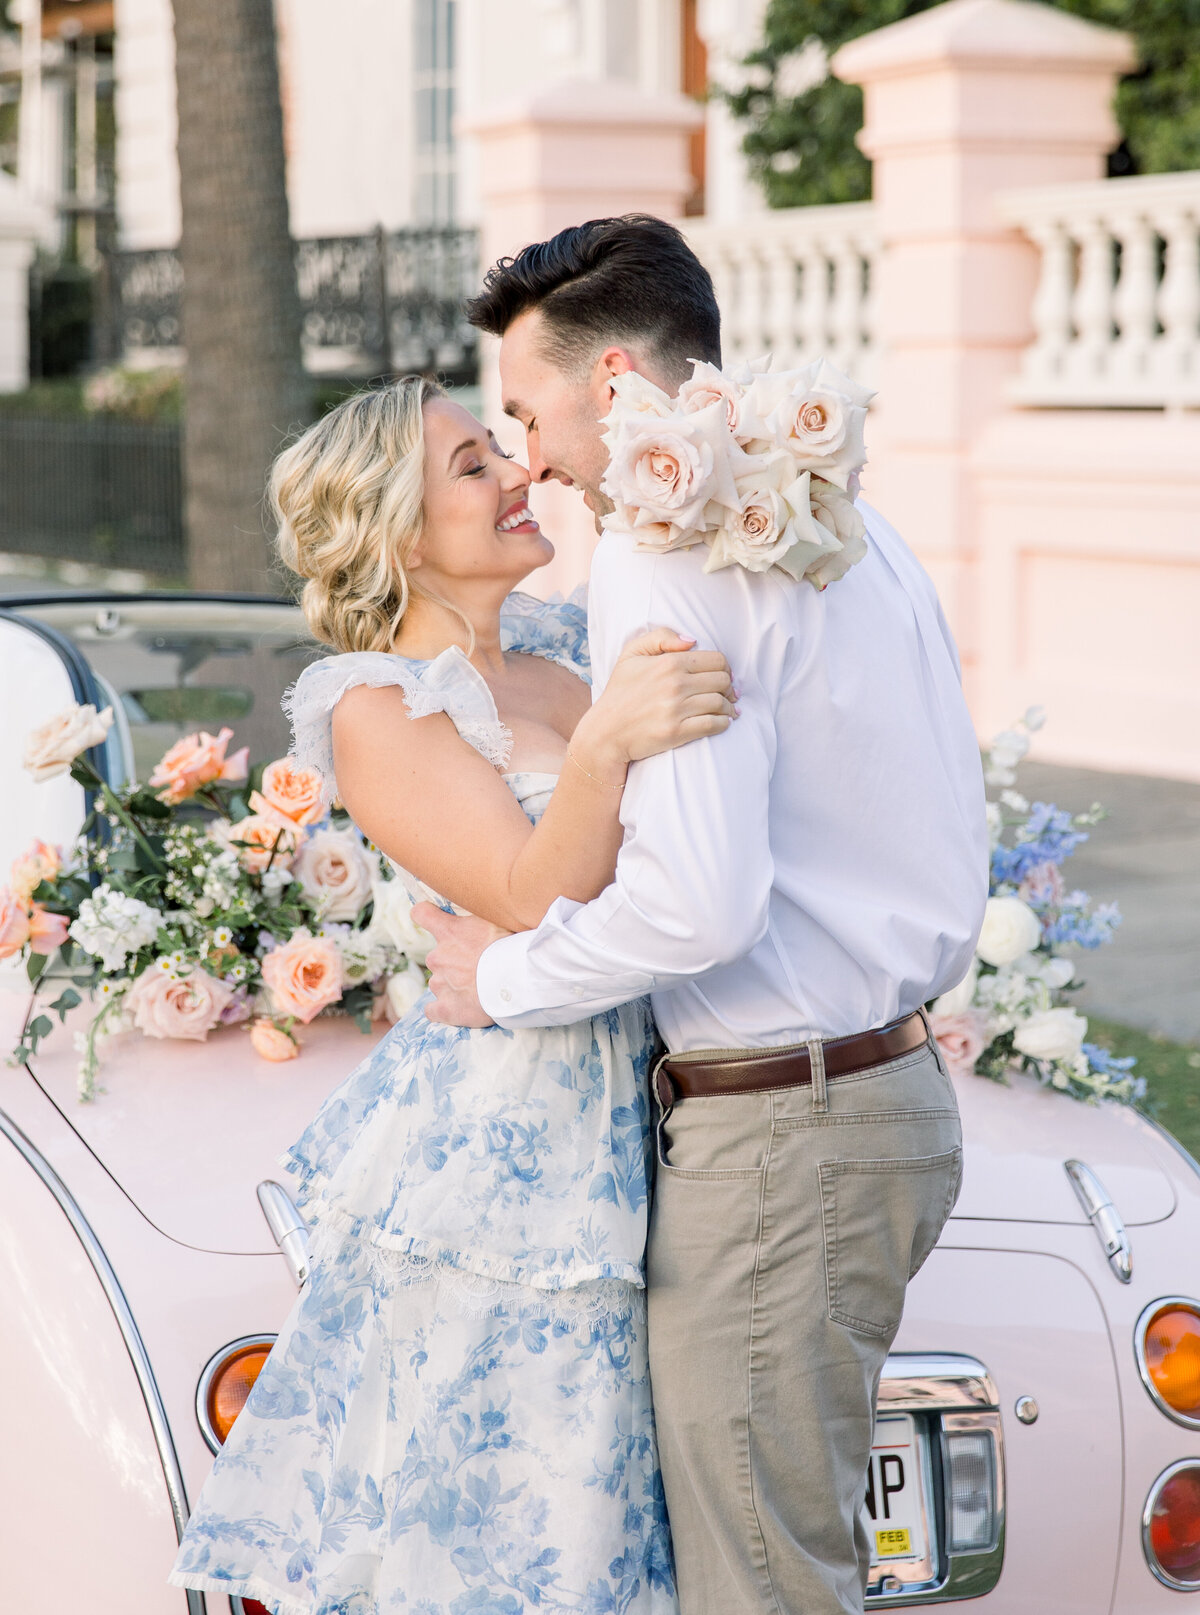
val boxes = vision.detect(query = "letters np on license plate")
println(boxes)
[864,1414,930,1567]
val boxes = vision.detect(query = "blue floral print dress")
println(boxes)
[169,594,677,1615]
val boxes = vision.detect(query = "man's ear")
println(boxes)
[590,346,638,411]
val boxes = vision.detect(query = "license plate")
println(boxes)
[864,1414,930,1567]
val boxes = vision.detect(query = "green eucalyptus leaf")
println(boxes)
[27,1015,53,1041]
[26,952,48,983]
[50,988,82,1020]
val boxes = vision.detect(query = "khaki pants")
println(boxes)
[647,1037,962,1615]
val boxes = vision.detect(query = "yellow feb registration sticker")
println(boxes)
[875,1528,912,1558]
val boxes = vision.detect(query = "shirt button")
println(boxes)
[499,988,512,1003]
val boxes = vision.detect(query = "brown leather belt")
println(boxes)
[653,1010,930,1110]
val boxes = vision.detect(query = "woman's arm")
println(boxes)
[332,632,735,932]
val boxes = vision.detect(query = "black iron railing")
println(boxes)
[0,415,184,575]
[104,226,480,385]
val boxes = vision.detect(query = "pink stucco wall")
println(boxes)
[470,1,1199,781]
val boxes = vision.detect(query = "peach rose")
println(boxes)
[602,400,737,536]
[27,906,70,956]
[148,727,249,805]
[221,814,301,874]
[250,1017,300,1062]
[10,840,61,904]
[260,933,343,1023]
[253,757,327,827]
[23,702,113,783]
[0,889,31,959]
[292,828,374,921]
[930,1009,989,1079]
[127,966,235,1041]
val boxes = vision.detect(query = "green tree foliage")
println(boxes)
[726,0,1200,209]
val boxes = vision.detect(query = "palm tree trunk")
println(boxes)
[171,0,308,592]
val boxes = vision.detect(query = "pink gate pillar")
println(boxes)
[465,80,702,598]
[833,0,1134,701]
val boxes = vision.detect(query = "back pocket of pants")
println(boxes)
[819,1149,963,1339]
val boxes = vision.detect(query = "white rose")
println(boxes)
[800,479,869,589]
[1014,1007,1088,1063]
[292,828,374,921]
[384,962,428,1022]
[601,399,736,536]
[24,702,114,783]
[607,370,675,417]
[976,895,1042,967]
[369,877,435,965]
[706,460,840,578]
[767,385,867,491]
[932,960,979,1017]
[677,360,742,431]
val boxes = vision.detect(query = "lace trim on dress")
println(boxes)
[282,648,512,803]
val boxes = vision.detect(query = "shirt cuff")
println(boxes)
[476,930,531,1027]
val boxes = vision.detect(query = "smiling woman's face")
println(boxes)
[414,397,553,598]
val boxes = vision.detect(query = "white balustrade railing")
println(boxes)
[998,171,1200,409]
[685,203,878,386]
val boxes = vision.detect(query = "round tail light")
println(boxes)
[1144,1461,1200,1590]
[195,1335,276,1454]
[1135,1298,1200,1426]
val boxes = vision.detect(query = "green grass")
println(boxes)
[1087,1016,1200,1158]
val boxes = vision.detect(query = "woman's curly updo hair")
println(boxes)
[272,375,444,654]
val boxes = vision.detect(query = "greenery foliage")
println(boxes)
[726,0,1200,209]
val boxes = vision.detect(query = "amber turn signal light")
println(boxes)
[1136,1299,1200,1427]
[195,1335,276,1454]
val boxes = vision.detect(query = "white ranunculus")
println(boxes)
[292,827,374,921]
[384,962,428,1021]
[976,895,1042,967]
[369,877,435,965]
[24,702,114,783]
[1014,1007,1088,1063]
[932,960,979,1017]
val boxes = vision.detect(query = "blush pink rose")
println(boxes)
[149,727,250,804]
[10,840,61,904]
[27,906,70,956]
[260,934,343,1023]
[253,757,327,826]
[127,966,235,1041]
[292,828,374,921]
[250,1017,300,1061]
[23,702,113,783]
[930,1009,989,1079]
[0,888,31,959]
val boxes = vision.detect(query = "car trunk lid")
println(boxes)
[950,1062,1176,1226]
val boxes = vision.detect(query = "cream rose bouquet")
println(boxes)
[599,355,872,589]
[927,710,1141,1106]
[5,709,432,1099]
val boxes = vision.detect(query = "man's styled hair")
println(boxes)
[465,215,721,382]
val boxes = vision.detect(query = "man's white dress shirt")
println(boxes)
[477,502,989,1052]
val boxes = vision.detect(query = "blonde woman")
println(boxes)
[169,377,738,1615]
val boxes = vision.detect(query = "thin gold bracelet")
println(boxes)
[566,747,626,790]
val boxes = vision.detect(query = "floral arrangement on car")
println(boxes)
[928,709,1142,1106]
[2,704,432,1100]
[599,355,872,589]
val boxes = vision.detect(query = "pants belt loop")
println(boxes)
[807,1037,828,1113]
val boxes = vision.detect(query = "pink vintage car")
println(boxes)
[2,592,1198,1614]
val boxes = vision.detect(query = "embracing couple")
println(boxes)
[171,215,987,1615]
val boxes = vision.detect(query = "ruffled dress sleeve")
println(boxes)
[283,647,512,802]
[499,587,590,684]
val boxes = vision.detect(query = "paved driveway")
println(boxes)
[1019,761,1200,1044]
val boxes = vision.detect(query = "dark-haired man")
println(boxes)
[423,215,987,1615]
